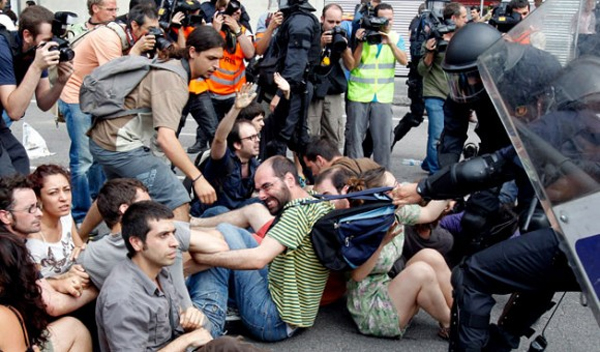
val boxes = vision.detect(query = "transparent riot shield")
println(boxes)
[478,0,600,327]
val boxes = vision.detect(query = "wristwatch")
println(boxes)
[235,28,243,37]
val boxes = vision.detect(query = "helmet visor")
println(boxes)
[446,67,485,104]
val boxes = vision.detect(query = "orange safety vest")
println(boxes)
[189,77,208,94]
[206,27,248,95]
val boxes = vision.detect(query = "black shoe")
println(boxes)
[187,141,206,154]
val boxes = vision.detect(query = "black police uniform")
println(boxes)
[262,4,321,156]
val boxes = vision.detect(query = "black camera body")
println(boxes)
[223,0,241,16]
[145,27,173,56]
[419,8,456,53]
[360,16,389,45]
[171,0,205,29]
[489,2,523,33]
[328,26,348,53]
[51,11,77,62]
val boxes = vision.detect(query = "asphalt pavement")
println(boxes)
[11,86,600,351]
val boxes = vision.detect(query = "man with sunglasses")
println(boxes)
[193,85,261,216]
[0,5,74,177]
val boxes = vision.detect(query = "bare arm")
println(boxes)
[156,127,216,205]
[158,328,213,352]
[341,47,355,71]
[384,32,407,66]
[1,42,60,120]
[255,12,283,56]
[39,278,98,317]
[35,61,73,111]
[192,235,285,270]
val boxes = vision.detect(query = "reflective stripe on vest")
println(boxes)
[207,27,248,95]
[347,31,398,103]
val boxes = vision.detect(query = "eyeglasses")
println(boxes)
[240,133,260,142]
[7,203,42,214]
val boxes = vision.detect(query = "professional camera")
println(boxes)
[356,1,389,45]
[51,11,77,62]
[223,0,241,16]
[489,1,523,33]
[170,0,205,28]
[428,18,456,52]
[145,27,174,56]
[420,0,455,52]
[327,26,348,53]
[360,16,389,45]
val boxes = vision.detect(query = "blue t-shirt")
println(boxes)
[0,32,48,127]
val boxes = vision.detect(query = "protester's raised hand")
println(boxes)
[274,72,290,100]
[234,83,257,109]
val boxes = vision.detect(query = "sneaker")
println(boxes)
[226,307,241,322]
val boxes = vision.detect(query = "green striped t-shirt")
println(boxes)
[267,196,334,327]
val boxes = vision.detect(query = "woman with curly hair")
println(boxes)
[26,165,84,279]
[0,231,92,351]
[345,167,453,340]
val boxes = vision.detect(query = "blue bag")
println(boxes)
[305,187,397,271]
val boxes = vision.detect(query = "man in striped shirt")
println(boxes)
[187,155,334,341]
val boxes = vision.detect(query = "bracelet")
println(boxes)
[192,173,204,184]
[235,29,243,37]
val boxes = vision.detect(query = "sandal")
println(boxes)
[437,323,451,340]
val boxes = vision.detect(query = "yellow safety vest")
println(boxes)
[348,31,398,104]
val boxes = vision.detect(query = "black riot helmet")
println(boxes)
[442,23,502,103]
[278,0,315,13]
[552,56,600,110]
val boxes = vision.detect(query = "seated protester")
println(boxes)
[76,178,228,310]
[187,156,334,341]
[192,83,260,217]
[344,168,453,339]
[303,135,380,178]
[402,222,454,265]
[0,232,92,352]
[26,165,84,278]
[96,201,257,351]
[238,101,266,159]
[0,175,97,317]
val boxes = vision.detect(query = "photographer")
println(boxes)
[418,2,467,175]
[58,5,160,224]
[0,5,74,177]
[345,2,407,170]
[206,0,255,119]
[307,4,354,150]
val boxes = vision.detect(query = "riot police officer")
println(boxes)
[393,17,600,351]
[259,0,321,157]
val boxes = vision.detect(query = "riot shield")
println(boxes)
[478,0,600,327]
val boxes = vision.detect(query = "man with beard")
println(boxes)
[186,155,334,341]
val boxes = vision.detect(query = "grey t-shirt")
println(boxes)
[77,220,192,307]
[96,259,184,351]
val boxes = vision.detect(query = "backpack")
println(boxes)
[68,22,130,53]
[79,55,188,121]
[0,24,19,58]
[304,187,397,271]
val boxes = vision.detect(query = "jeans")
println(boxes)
[59,100,105,222]
[186,224,289,342]
[345,101,392,169]
[423,97,445,174]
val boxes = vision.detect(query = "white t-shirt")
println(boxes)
[26,215,75,278]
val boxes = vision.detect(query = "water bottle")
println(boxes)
[401,158,422,166]
[268,0,279,13]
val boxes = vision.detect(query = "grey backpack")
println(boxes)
[79,55,188,120]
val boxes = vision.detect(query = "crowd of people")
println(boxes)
[1,0,598,351]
